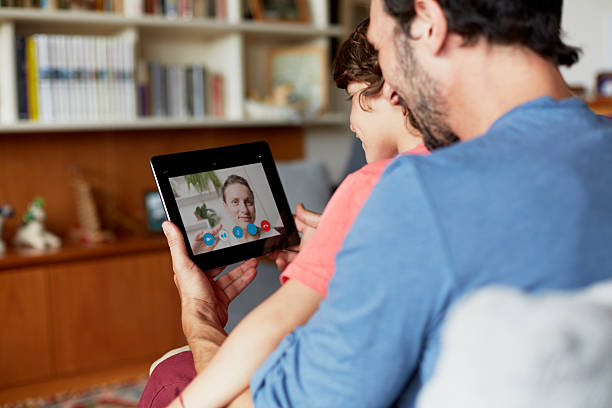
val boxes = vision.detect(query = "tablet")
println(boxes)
[150,141,300,271]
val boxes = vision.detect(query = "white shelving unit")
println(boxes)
[0,0,346,132]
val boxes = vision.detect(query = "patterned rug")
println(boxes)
[2,377,147,408]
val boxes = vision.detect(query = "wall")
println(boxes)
[560,0,612,95]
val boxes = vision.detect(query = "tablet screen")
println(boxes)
[151,141,299,270]
[169,163,284,255]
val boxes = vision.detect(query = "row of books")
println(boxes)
[139,62,224,119]
[16,34,137,122]
[0,0,226,19]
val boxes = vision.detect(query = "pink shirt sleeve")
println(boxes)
[279,159,390,296]
[279,143,429,296]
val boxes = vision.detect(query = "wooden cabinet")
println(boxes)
[49,250,183,375]
[0,239,185,390]
[0,268,53,387]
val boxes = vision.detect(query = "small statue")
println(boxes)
[14,197,62,250]
[0,203,14,254]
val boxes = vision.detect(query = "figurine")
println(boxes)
[0,203,14,254]
[70,175,113,243]
[14,197,61,250]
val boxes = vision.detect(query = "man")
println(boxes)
[161,0,612,407]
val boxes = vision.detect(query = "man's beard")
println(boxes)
[393,31,459,151]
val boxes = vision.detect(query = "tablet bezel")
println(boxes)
[150,141,300,271]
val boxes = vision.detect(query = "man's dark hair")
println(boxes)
[384,0,580,66]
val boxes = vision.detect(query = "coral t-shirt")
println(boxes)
[280,143,429,296]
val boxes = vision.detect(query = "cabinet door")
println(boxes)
[0,268,53,387]
[50,252,184,375]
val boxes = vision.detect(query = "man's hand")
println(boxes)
[163,221,258,371]
[271,203,321,271]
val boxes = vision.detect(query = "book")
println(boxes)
[16,36,29,120]
[35,35,53,123]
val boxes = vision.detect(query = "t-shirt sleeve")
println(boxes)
[251,157,455,407]
[279,161,389,296]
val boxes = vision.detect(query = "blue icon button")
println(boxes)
[203,233,215,246]
[246,223,258,236]
[232,226,243,239]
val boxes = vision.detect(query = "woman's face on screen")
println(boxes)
[223,183,256,229]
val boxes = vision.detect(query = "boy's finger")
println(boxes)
[296,203,321,228]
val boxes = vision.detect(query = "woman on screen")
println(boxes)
[192,174,276,254]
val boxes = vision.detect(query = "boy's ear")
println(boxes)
[382,82,401,105]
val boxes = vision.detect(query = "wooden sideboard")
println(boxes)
[0,238,181,389]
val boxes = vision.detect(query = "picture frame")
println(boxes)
[595,72,612,98]
[267,45,329,116]
[248,0,310,23]
[144,191,166,232]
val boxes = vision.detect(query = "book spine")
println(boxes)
[137,60,148,117]
[185,66,194,117]
[123,36,136,119]
[67,36,82,121]
[36,35,54,123]
[216,0,225,20]
[165,0,177,17]
[193,65,204,117]
[56,35,72,122]
[16,36,29,120]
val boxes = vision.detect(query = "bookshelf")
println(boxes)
[0,1,346,130]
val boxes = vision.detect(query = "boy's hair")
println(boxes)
[332,18,384,111]
[384,0,580,66]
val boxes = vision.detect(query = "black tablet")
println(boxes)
[150,141,300,271]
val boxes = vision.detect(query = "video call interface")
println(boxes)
[169,163,283,255]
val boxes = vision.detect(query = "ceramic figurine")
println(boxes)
[0,203,14,254]
[14,197,61,250]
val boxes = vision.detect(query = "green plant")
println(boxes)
[194,203,217,227]
[185,171,221,194]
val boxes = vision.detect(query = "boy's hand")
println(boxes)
[270,203,321,272]
[295,203,320,249]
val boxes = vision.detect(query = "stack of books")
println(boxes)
[139,62,224,119]
[16,34,137,123]
[0,0,227,19]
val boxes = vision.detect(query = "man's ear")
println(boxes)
[410,0,448,56]
[382,81,400,105]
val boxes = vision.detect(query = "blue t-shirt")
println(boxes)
[251,97,612,407]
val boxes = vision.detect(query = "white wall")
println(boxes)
[561,0,612,95]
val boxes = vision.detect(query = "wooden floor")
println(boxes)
[0,361,150,404]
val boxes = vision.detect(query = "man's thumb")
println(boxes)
[163,221,189,265]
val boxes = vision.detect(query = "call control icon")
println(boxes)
[261,220,271,232]
[233,226,244,239]
[218,229,229,241]
[203,233,215,246]
[247,223,258,236]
